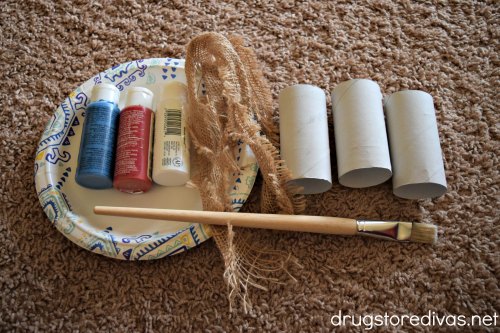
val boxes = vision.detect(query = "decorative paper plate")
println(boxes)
[35,58,258,260]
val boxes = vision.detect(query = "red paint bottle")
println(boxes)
[114,87,155,194]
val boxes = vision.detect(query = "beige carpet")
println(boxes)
[1,1,498,332]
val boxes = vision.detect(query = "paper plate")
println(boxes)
[34,58,258,260]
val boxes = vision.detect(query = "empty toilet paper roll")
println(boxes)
[385,90,447,199]
[279,84,332,194]
[331,79,392,188]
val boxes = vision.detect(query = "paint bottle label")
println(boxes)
[161,108,185,168]
[76,83,121,190]
[114,105,154,193]
[78,103,120,176]
[152,82,190,187]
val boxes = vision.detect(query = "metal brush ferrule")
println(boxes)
[356,221,413,242]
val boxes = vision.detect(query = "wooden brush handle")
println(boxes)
[94,206,358,235]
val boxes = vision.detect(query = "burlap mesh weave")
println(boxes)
[184,32,304,312]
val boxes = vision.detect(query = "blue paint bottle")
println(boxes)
[76,83,121,189]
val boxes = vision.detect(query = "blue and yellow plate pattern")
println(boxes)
[35,58,258,260]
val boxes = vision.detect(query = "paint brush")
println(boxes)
[93,206,437,244]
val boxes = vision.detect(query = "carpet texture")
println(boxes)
[1,1,498,332]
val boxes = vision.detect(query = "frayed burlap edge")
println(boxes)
[184,32,305,313]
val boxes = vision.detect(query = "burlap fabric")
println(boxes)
[184,32,304,312]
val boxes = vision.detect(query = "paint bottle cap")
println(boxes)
[162,82,187,103]
[125,87,154,110]
[91,83,120,104]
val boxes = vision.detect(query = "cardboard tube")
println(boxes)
[385,90,447,199]
[279,84,332,194]
[331,79,392,188]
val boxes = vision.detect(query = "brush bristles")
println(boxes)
[409,223,438,244]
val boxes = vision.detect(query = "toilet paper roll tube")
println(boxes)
[384,90,447,199]
[331,79,392,188]
[279,84,332,194]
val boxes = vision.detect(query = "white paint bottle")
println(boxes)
[152,82,190,186]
